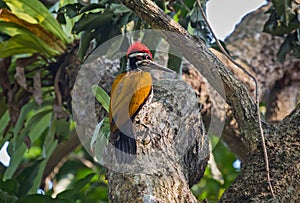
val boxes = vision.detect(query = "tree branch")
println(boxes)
[220,104,300,201]
[115,1,300,201]
[119,0,259,147]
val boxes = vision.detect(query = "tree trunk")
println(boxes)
[107,79,209,202]
[220,105,300,202]
[205,4,300,161]
[46,1,300,201]
[115,0,300,202]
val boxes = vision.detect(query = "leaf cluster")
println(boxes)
[263,0,300,62]
[0,0,274,202]
[0,0,108,202]
[0,0,70,58]
[56,0,136,60]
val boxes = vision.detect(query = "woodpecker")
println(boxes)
[109,41,174,163]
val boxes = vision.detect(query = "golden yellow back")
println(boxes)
[109,71,152,133]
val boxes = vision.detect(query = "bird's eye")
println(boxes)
[146,55,151,60]
[136,56,143,60]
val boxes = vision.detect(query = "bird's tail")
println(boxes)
[110,126,136,163]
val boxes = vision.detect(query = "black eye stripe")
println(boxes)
[135,60,152,66]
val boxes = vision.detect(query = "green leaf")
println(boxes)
[0,189,18,203]
[44,116,57,149]
[28,140,57,195]
[167,48,182,74]
[4,109,52,181]
[277,32,299,62]
[110,3,131,14]
[79,3,105,14]
[12,101,52,146]
[12,102,39,144]
[272,0,295,26]
[0,36,40,58]
[57,173,96,199]
[7,130,57,197]
[91,117,110,163]
[0,23,61,58]
[263,12,299,36]
[119,12,134,28]
[0,110,10,138]
[57,2,105,18]
[22,117,57,195]
[54,118,71,140]
[59,0,79,41]
[19,194,70,203]
[211,136,238,186]
[25,108,53,130]
[91,85,110,113]
[189,5,203,25]
[57,3,84,18]
[23,146,42,160]
[277,35,293,62]
[72,11,113,34]
[0,8,66,52]
[77,30,92,60]
[3,0,70,43]
[94,24,112,47]
[188,5,212,44]
[16,160,43,197]
[0,0,9,9]
[0,179,19,195]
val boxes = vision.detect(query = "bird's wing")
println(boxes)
[109,71,152,134]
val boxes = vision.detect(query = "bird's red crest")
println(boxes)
[126,41,153,59]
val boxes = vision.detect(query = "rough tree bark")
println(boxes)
[39,1,300,201]
[223,5,300,124]
[107,79,209,202]
[220,104,300,202]
[201,5,300,162]
[109,0,300,202]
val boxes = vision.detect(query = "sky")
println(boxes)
[207,0,267,40]
[0,0,267,167]
[0,142,9,166]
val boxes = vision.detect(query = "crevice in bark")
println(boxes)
[119,0,261,150]
[114,0,300,201]
[107,79,209,202]
[37,1,300,201]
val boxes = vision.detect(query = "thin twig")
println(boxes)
[195,0,275,197]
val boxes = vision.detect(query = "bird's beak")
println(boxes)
[139,60,176,73]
